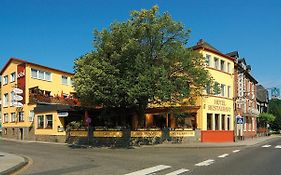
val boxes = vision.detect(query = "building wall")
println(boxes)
[196,50,235,134]
[34,111,66,136]
[1,59,74,141]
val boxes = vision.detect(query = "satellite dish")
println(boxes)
[12,88,23,94]
[14,95,23,101]
[12,102,23,107]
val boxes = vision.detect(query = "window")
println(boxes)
[61,76,68,85]
[46,115,53,128]
[4,113,8,123]
[222,115,225,130]
[215,114,219,130]
[10,91,15,106]
[207,113,212,130]
[3,75,8,85]
[206,84,211,94]
[221,84,225,97]
[45,72,51,81]
[227,86,231,98]
[220,60,225,71]
[39,70,44,79]
[205,54,211,66]
[18,112,24,122]
[31,68,37,78]
[227,115,230,130]
[3,93,9,107]
[70,78,74,86]
[37,115,44,128]
[10,72,16,82]
[11,112,16,122]
[31,68,52,81]
[29,111,35,122]
[227,63,231,73]
[214,57,219,69]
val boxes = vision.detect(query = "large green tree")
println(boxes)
[74,6,212,127]
[268,99,281,130]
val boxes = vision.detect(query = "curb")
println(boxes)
[146,136,281,149]
[0,155,29,175]
[0,137,68,146]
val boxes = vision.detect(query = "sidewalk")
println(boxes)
[0,152,28,175]
[152,135,281,148]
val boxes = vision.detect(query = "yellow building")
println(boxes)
[193,39,235,142]
[0,58,75,141]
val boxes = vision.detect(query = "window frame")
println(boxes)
[3,75,8,85]
[31,68,52,81]
[37,115,44,129]
[45,115,53,129]
[3,93,9,107]
[10,72,16,82]
[61,75,68,85]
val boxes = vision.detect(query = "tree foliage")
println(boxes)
[258,113,275,123]
[268,99,281,130]
[73,6,212,126]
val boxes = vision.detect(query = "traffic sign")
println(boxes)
[236,117,244,124]
[12,102,23,107]
[14,95,23,101]
[12,88,23,94]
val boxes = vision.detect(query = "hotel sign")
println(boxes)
[93,131,123,138]
[208,99,231,112]
[169,130,195,137]
[131,131,162,138]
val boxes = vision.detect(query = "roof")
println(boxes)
[226,51,239,58]
[0,58,74,75]
[257,85,269,103]
[192,39,235,62]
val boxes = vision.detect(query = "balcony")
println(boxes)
[29,87,80,106]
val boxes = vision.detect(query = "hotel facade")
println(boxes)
[193,40,235,142]
[1,58,75,141]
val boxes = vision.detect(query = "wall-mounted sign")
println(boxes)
[14,95,23,101]
[58,112,69,117]
[12,102,23,107]
[12,88,23,94]
[208,99,231,112]
[17,71,25,79]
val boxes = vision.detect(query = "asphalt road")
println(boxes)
[0,138,280,175]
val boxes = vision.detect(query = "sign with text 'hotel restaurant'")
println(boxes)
[208,99,231,112]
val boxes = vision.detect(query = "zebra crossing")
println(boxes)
[124,149,242,175]
[261,144,281,149]
[124,165,189,175]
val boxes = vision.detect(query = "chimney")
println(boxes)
[197,39,204,45]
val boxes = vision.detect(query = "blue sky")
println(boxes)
[0,0,281,90]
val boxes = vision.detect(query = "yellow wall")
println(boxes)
[35,111,66,136]
[196,50,235,131]
[1,59,74,136]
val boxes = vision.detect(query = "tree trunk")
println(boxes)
[136,99,148,128]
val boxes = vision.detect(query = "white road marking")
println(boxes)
[275,145,281,149]
[233,150,240,153]
[218,154,229,158]
[195,159,215,166]
[124,165,171,175]
[262,145,271,148]
[165,168,190,175]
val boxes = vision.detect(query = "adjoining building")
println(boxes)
[0,58,77,141]
[256,85,269,114]
[256,84,269,136]
[227,51,259,139]
[193,39,235,142]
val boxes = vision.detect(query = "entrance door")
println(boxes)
[19,128,24,140]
